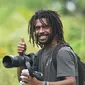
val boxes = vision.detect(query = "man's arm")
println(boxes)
[48,76,76,85]
[20,75,76,85]
[17,37,27,81]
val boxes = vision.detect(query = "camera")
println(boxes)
[2,53,43,80]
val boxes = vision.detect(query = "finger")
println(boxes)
[20,81,26,85]
[21,74,32,81]
[20,37,26,49]
[21,77,32,84]
[21,73,30,78]
[18,50,24,53]
[17,45,25,51]
[20,81,30,85]
[17,48,25,51]
[20,36,25,43]
[18,44,25,49]
[21,77,29,81]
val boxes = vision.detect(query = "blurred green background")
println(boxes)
[0,0,85,85]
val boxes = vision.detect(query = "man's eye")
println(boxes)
[42,25,50,28]
[35,25,50,30]
[42,25,48,28]
[35,26,40,30]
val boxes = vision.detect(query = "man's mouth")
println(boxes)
[39,35,47,39]
[38,34,48,40]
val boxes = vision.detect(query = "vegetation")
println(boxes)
[0,0,85,85]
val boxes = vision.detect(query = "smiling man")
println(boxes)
[17,9,78,85]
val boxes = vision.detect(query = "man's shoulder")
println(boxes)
[57,46,76,59]
[58,46,74,54]
[36,48,43,56]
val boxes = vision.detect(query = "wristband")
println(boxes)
[43,81,47,85]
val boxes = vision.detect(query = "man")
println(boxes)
[17,10,78,85]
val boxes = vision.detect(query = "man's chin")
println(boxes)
[39,40,51,45]
[38,35,54,45]
[39,40,47,44]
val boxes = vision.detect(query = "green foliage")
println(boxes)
[76,0,85,9]
[62,15,85,61]
[0,59,19,85]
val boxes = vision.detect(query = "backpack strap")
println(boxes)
[36,49,43,71]
[52,43,70,72]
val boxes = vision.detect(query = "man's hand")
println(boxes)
[20,69,43,85]
[17,37,27,56]
[21,76,43,85]
[20,73,32,85]
[20,69,32,85]
[17,37,27,81]
[31,77,43,85]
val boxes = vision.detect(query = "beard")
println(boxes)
[35,32,54,45]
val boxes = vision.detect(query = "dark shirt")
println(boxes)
[37,46,78,84]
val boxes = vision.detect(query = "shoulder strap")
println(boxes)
[36,49,43,71]
[52,43,70,71]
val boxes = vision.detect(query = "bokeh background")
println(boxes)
[0,0,85,85]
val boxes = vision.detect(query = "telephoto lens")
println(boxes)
[2,55,31,68]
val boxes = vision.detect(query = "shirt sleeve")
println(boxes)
[56,47,76,78]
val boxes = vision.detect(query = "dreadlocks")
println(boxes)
[28,9,65,47]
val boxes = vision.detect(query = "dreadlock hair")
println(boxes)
[28,9,65,47]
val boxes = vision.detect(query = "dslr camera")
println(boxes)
[2,53,43,80]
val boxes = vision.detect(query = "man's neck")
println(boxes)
[44,38,57,48]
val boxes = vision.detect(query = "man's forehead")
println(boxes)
[35,18,48,24]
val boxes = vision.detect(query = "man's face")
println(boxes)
[35,18,53,45]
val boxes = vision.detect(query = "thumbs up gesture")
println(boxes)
[17,37,27,56]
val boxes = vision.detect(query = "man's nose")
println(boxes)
[39,27,44,33]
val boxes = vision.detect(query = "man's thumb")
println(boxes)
[20,36,25,43]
